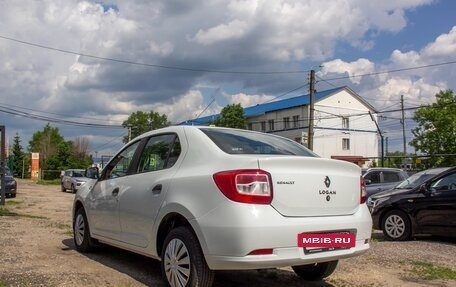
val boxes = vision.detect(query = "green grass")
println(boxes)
[5,200,23,206]
[36,179,61,185]
[0,206,47,219]
[410,261,456,280]
[0,280,8,287]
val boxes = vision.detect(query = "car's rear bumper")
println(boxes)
[190,202,372,270]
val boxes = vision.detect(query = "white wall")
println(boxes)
[245,89,379,166]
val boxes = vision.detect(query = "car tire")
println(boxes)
[73,208,96,252]
[11,193,16,198]
[161,227,214,287]
[61,184,66,192]
[292,260,338,281]
[71,184,77,194]
[382,210,411,241]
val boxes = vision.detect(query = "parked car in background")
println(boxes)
[362,168,409,197]
[61,169,90,193]
[72,126,372,287]
[1,167,17,198]
[368,167,456,241]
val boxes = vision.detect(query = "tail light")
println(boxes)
[213,169,273,204]
[360,176,367,204]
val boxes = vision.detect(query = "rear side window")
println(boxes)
[137,134,180,173]
[383,171,401,182]
[200,128,317,157]
[364,171,380,184]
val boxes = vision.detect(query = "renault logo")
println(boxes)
[324,176,331,188]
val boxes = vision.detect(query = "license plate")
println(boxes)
[298,232,356,254]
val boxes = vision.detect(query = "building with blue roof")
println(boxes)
[182,86,379,166]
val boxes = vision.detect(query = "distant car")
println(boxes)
[368,167,456,241]
[1,167,17,198]
[72,126,372,287]
[362,168,408,197]
[61,169,90,193]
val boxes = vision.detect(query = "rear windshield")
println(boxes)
[200,128,318,157]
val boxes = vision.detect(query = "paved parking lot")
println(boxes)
[0,179,455,287]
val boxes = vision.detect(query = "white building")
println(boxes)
[185,86,379,167]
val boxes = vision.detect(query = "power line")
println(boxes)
[0,35,310,75]
[0,103,124,124]
[261,82,309,104]
[319,60,456,82]
[0,106,124,128]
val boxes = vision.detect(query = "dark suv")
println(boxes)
[368,167,456,241]
[362,168,408,197]
[1,167,17,198]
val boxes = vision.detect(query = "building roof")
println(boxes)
[181,86,376,125]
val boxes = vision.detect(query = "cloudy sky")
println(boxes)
[1,0,455,157]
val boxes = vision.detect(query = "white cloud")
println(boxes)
[193,19,250,45]
[227,93,275,107]
[318,58,375,84]
[152,90,222,124]
[423,26,456,58]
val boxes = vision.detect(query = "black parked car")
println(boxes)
[1,167,17,198]
[368,167,456,241]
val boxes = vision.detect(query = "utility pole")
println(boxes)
[128,126,132,142]
[307,69,315,150]
[401,95,407,168]
[1,125,5,206]
[369,112,384,167]
[385,137,389,167]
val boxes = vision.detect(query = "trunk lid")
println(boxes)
[258,156,361,217]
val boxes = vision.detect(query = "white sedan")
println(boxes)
[73,126,372,287]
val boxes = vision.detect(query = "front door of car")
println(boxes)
[414,171,456,236]
[118,134,182,248]
[88,140,141,241]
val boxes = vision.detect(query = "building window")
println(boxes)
[342,117,349,129]
[293,115,299,128]
[247,123,253,130]
[260,121,266,132]
[283,117,290,129]
[342,138,350,150]
[268,119,275,131]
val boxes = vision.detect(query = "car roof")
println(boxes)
[364,167,405,172]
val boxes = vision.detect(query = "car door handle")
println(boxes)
[152,184,162,195]
[112,187,120,196]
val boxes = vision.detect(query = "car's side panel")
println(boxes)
[86,179,122,240]
[118,170,172,247]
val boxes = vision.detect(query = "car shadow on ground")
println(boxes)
[62,239,336,287]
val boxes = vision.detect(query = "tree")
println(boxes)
[214,103,247,129]
[28,124,93,179]
[410,89,456,167]
[122,111,170,143]
[28,124,65,173]
[11,133,25,177]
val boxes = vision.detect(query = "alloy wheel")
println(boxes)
[164,238,191,287]
[74,213,85,246]
[384,214,405,238]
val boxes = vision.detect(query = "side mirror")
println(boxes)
[85,167,99,179]
[419,184,431,195]
[364,179,372,185]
